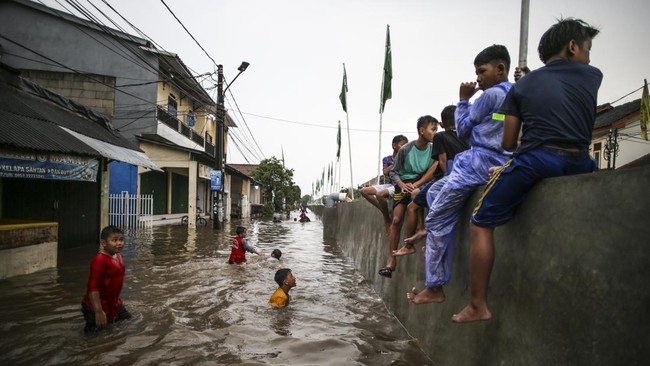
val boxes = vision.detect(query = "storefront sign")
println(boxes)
[0,151,99,182]
[198,163,213,180]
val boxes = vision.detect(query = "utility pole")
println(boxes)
[213,64,225,229]
[212,62,249,230]
[604,128,619,170]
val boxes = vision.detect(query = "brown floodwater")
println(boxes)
[0,213,432,365]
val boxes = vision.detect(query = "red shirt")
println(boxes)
[81,252,125,320]
[228,236,246,263]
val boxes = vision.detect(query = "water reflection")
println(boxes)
[0,215,432,365]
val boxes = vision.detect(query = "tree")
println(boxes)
[252,156,297,212]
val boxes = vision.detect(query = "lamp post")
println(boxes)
[213,61,249,229]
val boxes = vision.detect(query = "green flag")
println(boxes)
[336,120,341,160]
[641,79,649,141]
[380,25,392,113]
[339,64,348,112]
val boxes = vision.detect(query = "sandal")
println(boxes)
[378,266,394,278]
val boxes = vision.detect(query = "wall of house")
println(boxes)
[0,0,159,144]
[320,165,650,366]
[592,120,650,169]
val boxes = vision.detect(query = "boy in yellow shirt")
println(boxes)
[269,268,296,308]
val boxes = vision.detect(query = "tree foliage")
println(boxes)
[252,156,299,212]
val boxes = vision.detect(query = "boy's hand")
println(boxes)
[95,310,107,327]
[459,82,478,101]
[514,66,530,82]
[402,182,417,193]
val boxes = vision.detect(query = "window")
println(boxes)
[167,94,177,118]
[593,142,602,169]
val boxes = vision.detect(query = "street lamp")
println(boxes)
[213,61,249,229]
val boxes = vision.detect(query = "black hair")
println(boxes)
[537,18,599,64]
[416,115,439,132]
[440,105,456,127]
[100,225,123,241]
[236,226,246,235]
[271,249,282,259]
[474,44,511,72]
[392,134,408,144]
[274,268,291,286]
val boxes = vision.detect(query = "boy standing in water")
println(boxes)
[269,268,297,308]
[453,18,602,323]
[408,45,513,304]
[81,225,132,332]
[228,226,262,264]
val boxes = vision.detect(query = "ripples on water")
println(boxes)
[0,214,432,365]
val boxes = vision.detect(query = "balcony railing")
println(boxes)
[156,106,214,157]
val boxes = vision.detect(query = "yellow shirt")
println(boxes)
[269,287,289,308]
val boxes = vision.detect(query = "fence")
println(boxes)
[109,192,153,230]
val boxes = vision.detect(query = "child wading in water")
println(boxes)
[81,225,132,332]
[228,226,262,264]
[269,268,296,308]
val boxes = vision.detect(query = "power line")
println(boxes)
[158,0,217,68]
[225,88,266,159]
[224,96,265,161]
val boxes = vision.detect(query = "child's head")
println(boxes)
[416,115,439,142]
[271,249,282,259]
[440,105,457,129]
[236,226,247,237]
[100,225,124,255]
[274,268,296,288]
[537,18,599,65]
[391,134,408,152]
[473,44,510,90]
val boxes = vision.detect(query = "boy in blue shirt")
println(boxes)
[408,45,512,304]
[452,18,602,323]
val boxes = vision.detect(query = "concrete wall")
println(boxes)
[321,165,650,366]
[0,222,58,279]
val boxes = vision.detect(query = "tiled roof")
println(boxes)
[227,163,259,179]
[594,98,641,130]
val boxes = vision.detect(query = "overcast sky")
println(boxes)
[38,0,650,195]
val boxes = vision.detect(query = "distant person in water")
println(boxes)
[299,212,311,222]
[269,268,296,308]
[228,226,262,264]
[81,225,132,332]
[268,249,282,261]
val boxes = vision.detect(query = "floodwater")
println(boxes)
[0,213,432,365]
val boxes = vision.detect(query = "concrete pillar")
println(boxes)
[188,161,198,228]
[167,171,173,214]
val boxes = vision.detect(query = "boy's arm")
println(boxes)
[414,160,439,187]
[438,153,449,173]
[382,163,393,177]
[88,291,107,327]
[502,115,522,151]
[456,82,479,140]
[389,146,407,188]
[243,239,262,255]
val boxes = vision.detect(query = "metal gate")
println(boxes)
[109,192,153,230]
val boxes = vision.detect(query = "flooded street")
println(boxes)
[0,213,432,365]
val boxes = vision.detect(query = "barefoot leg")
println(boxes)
[404,229,426,246]
[407,286,446,304]
[387,203,406,270]
[452,224,495,323]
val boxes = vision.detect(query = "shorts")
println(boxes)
[393,179,417,206]
[412,181,434,208]
[372,183,395,197]
[82,303,132,332]
[472,147,596,228]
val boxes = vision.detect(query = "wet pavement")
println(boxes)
[0,212,432,365]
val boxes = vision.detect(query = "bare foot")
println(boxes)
[392,246,416,256]
[404,229,426,245]
[451,303,492,323]
[406,287,446,304]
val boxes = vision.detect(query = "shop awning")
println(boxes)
[62,127,162,171]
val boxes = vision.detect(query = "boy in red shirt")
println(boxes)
[81,225,132,332]
[228,226,262,264]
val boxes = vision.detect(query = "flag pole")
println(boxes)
[378,24,392,185]
[518,0,530,69]
[345,113,354,199]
